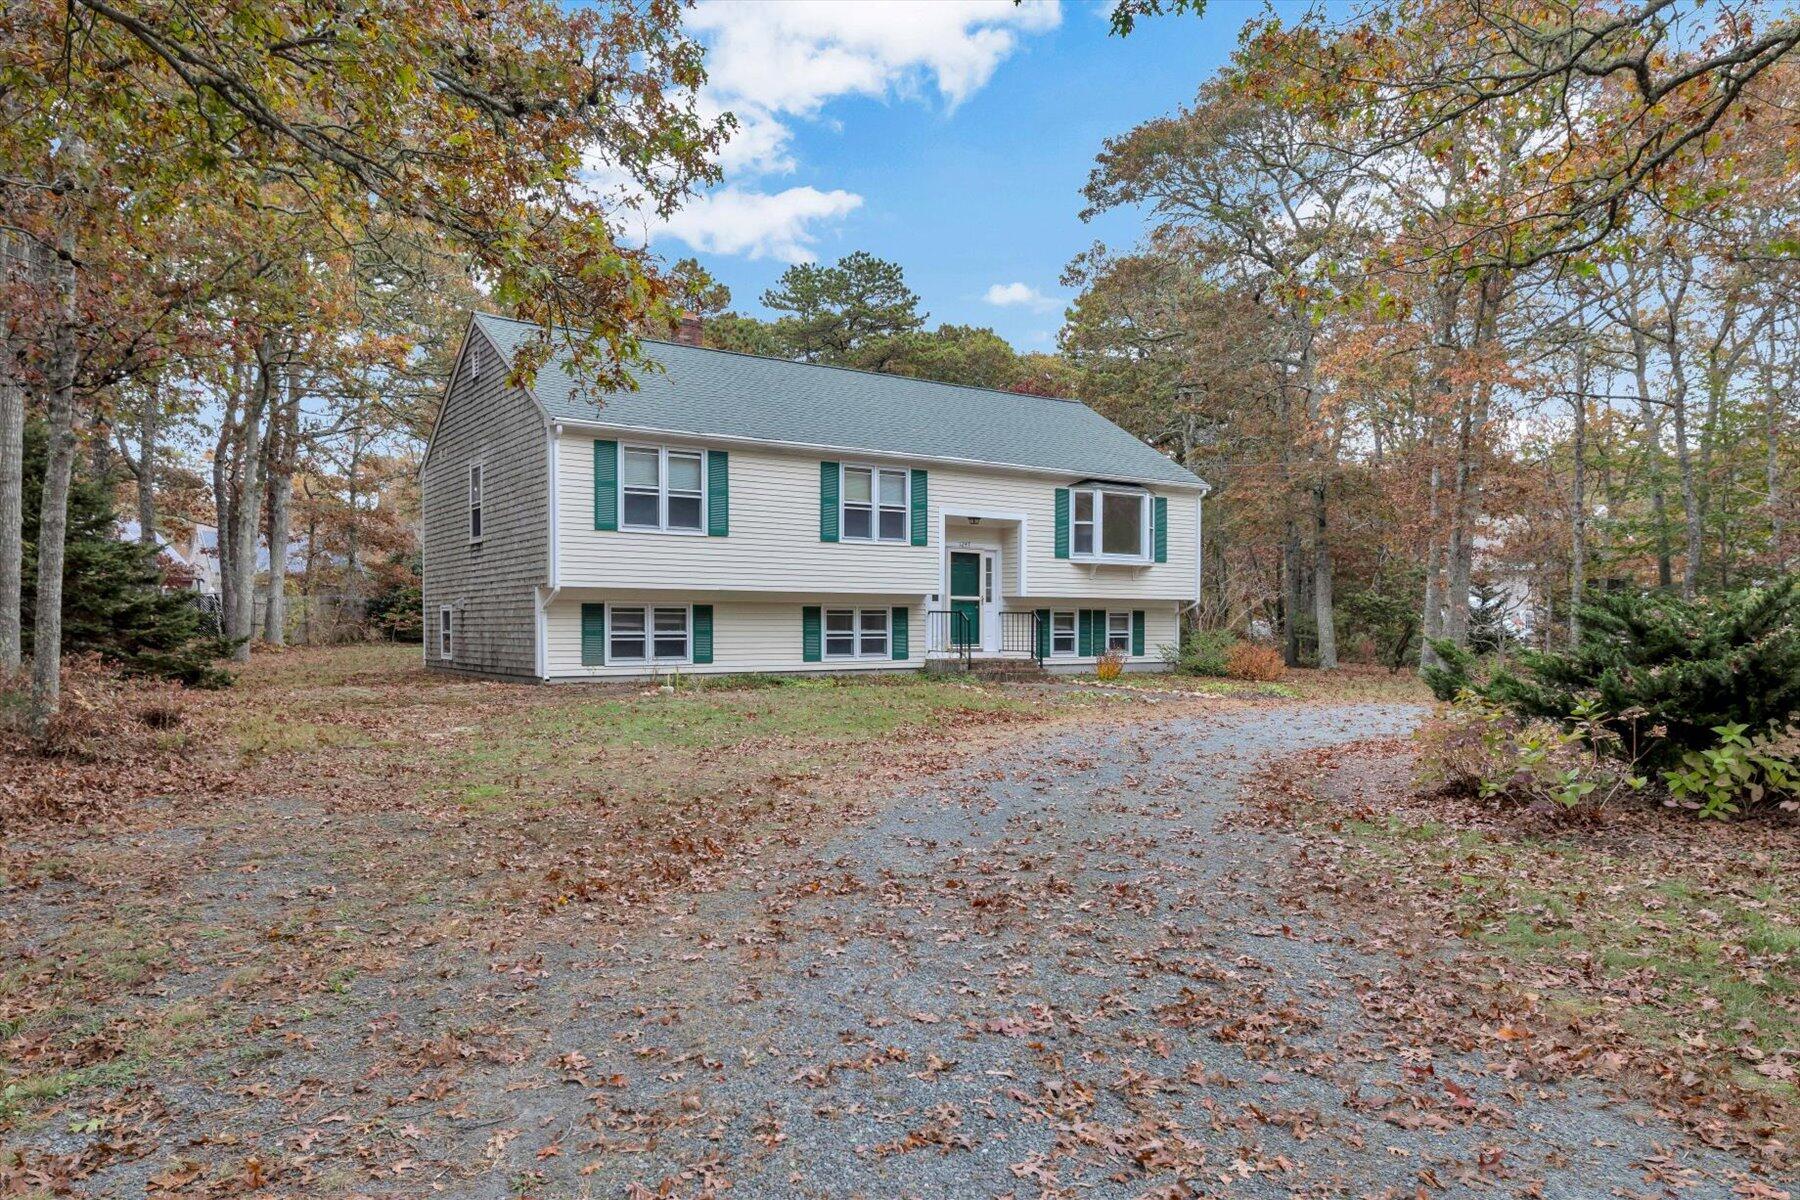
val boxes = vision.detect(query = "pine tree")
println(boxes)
[21,423,236,687]
[1430,580,1800,767]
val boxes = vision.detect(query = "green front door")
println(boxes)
[948,551,981,648]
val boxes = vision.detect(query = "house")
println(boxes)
[419,313,1208,681]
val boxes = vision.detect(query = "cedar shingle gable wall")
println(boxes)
[420,325,547,678]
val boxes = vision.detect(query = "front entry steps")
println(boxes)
[925,654,1046,681]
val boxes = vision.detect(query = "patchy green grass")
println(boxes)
[433,674,1049,811]
[1264,744,1800,1106]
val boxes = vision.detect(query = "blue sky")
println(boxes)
[641,1,1280,351]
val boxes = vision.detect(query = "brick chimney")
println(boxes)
[675,313,704,347]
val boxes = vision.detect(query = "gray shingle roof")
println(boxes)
[471,313,1205,490]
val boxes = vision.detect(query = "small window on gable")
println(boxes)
[468,341,481,381]
[468,463,483,541]
[439,605,453,660]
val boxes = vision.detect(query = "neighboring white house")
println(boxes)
[420,313,1209,682]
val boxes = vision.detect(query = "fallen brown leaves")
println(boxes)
[1239,735,1800,1172]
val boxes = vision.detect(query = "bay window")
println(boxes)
[1071,486,1150,562]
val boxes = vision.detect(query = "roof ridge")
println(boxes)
[471,310,1085,406]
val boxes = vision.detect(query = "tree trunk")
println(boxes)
[28,230,78,737]
[1281,518,1302,666]
[1311,480,1337,669]
[1765,330,1790,573]
[132,383,159,543]
[1444,390,1475,646]
[1666,348,1702,599]
[1419,461,1444,674]
[0,231,26,675]
[262,366,300,645]
[1569,339,1588,647]
[216,344,274,661]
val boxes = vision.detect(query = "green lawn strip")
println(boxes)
[429,676,1047,810]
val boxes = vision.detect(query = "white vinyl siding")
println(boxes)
[543,595,1175,678]
[555,436,1198,602]
[545,595,923,678]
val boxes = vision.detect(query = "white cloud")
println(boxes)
[984,281,1059,311]
[638,2,1060,264]
[655,186,864,263]
[691,1,1061,126]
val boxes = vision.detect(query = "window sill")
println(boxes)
[835,538,915,546]
[1070,555,1151,566]
[616,525,708,537]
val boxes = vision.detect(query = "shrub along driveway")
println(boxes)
[7,681,1779,1197]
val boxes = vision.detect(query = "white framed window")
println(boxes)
[841,465,908,543]
[621,445,706,533]
[468,463,484,541]
[608,605,691,663]
[439,605,453,660]
[983,556,995,603]
[823,607,890,659]
[1106,611,1132,653]
[1071,487,1149,562]
[1051,610,1077,657]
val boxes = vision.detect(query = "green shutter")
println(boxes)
[593,440,618,531]
[819,462,839,542]
[891,606,909,660]
[1035,608,1051,660]
[692,605,714,664]
[1077,609,1093,657]
[707,451,729,537]
[1054,488,1070,559]
[1132,610,1146,656]
[802,606,822,662]
[1154,495,1168,563]
[910,469,928,546]
[580,603,606,666]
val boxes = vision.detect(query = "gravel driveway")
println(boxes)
[34,702,1771,1198]
[430,701,1760,1198]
